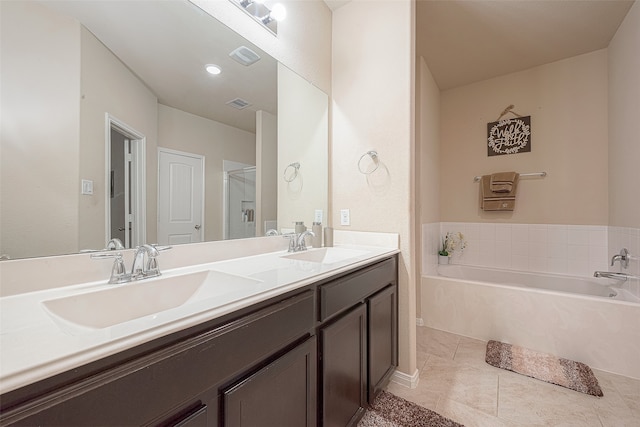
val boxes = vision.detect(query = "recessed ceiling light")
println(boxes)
[205,64,222,75]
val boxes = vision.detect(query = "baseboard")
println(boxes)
[389,368,420,389]
[416,317,424,326]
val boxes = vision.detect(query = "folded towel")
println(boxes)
[483,199,516,211]
[480,174,519,211]
[490,171,518,193]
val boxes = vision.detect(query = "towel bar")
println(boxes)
[473,171,546,182]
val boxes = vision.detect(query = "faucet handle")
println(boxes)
[91,252,129,284]
[610,248,630,268]
[283,234,296,252]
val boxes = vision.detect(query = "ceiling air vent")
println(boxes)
[229,46,261,66]
[226,98,252,110]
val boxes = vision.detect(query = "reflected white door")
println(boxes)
[158,149,204,245]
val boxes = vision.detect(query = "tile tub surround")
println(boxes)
[423,222,640,299]
[0,231,399,394]
[386,327,640,427]
[421,273,640,379]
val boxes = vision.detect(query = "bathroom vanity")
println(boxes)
[0,246,398,427]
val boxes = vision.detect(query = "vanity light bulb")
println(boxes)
[205,64,222,75]
[270,3,287,21]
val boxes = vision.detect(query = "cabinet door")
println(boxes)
[223,337,316,427]
[367,285,397,402]
[320,304,366,427]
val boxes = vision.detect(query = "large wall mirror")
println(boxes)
[1,0,328,260]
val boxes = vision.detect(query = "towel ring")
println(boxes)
[283,162,300,182]
[358,151,380,175]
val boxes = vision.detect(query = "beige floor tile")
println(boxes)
[397,328,639,426]
[416,327,460,360]
[593,369,640,421]
[421,354,499,416]
[498,371,603,426]
[452,336,503,373]
[436,398,524,427]
[590,375,638,427]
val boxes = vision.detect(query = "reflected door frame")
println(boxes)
[105,113,147,248]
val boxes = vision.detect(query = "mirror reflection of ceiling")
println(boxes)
[45,0,277,133]
[416,0,634,90]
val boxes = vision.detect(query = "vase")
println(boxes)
[438,255,449,265]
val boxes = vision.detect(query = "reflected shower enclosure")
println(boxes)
[223,166,256,240]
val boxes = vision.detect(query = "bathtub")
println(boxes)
[421,265,640,379]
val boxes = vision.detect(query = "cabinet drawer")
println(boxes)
[2,291,315,427]
[319,257,396,322]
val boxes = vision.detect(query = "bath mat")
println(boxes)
[358,390,464,427]
[485,340,603,397]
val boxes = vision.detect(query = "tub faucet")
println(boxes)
[610,248,630,269]
[594,271,629,281]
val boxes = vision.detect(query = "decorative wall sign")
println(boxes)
[487,116,531,156]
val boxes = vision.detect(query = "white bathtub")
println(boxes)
[422,265,640,379]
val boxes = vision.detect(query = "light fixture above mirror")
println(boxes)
[231,0,287,35]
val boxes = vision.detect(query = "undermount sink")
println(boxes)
[41,270,263,329]
[281,247,368,264]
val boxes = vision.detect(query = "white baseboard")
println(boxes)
[416,317,424,326]
[390,368,420,389]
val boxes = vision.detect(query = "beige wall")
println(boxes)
[332,0,416,378]
[256,110,278,236]
[79,27,159,250]
[440,49,609,225]
[416,57,440,319]
[608,1,640,229]
[418,57,441,225]
[277,64,329,231]
[157,104,256,242]
[190,0,332,94]
[0,1,80,258]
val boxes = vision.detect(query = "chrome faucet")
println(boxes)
[106,238,125,250]
[296,230,315,251]
[283,230,316,252]
[610,248,630,269]
[594,271,629,281]
[131,244,160,279]
[91,244,171,284]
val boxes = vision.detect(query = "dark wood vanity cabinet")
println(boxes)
[318,257,398,427]
[0,255,397,427]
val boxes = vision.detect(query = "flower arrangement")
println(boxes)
[438,231,467,257]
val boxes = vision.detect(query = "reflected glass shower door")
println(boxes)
[224,166,256,240]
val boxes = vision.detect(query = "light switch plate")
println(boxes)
[340,209,350,226]
[81,179,93,195]
[314,209,323,223]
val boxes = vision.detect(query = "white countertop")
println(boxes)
[0,243,398,395]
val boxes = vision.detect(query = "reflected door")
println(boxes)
[158,149,204,245]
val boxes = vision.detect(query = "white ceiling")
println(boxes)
[325,0,634,90]
[43,1,277,133]
[416,0,635,90]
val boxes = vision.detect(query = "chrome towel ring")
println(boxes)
[284,162,300,182]
[358,150,379,174]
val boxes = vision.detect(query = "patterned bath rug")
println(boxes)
[358,390,464,427]
[485,340,603,397]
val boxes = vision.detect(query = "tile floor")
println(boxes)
[386,327,640,427]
